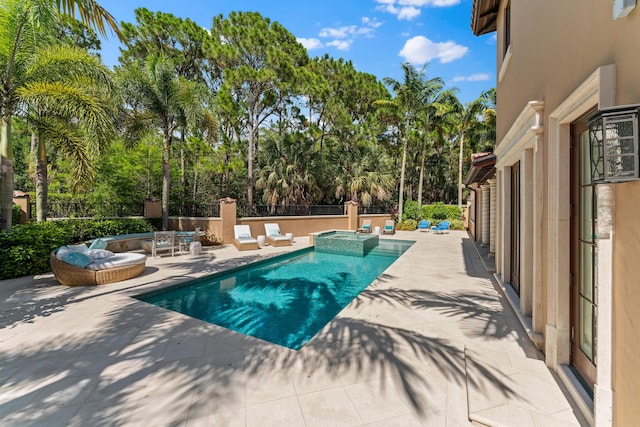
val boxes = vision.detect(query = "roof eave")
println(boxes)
[471,0,499,36]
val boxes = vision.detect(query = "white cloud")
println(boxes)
[397,6,421,20]
[452,73,490,82]
[297,38,323,50]
[399,35,468,64]
[362,17,383,28]
[466,73,490,81]
[326,40,352,51]
[376,0,460,20]
[319,25,357,38]
[311,17,381,51]
[398,0,460,6]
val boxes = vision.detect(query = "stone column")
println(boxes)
[12,193,30,224]
[481,185,490,246]
[219,198,237,244]
[144,200,162,218]
[489,178,497,256]
[520,149,534,316]
[344,201,359,231]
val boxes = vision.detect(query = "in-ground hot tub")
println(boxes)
[314,230,379,256]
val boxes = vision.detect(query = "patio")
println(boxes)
[0,231,586,426]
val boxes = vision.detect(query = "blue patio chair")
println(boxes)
[417,220,431,232]
[432,221,450,234]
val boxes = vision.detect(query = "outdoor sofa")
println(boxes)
[50,240,146,286]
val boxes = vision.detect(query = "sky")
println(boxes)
[98,0,496,104]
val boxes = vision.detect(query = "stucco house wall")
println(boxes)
[475,0,640,425]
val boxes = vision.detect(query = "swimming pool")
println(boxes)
[136,239,414,350]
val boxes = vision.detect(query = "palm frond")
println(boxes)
[55,0,121,39]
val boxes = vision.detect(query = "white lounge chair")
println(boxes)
[381,220,395,235]
[358,219,372,233]
[264,223,292,247]
[233,225,259,251]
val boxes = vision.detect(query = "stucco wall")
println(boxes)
[496,1,640,141]
[493,1,640,423]
[168,214,393,246]
[169,217,222,243]
[238,214,391,240]
[613,180,640,427]
[238,216,349,239]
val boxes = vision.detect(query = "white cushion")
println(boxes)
[85,253,146,271]
[87,249,114,260]
[68,243,89,253]
[237,237,258,244]
[270,235,289,241]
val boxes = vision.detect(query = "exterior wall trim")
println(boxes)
[498,44,512,83]
[494,99,544,347]
[495,100,544,168]
[547,64,615,427]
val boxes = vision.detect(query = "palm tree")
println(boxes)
[256,132,322,208]
[119,55,209,230]
[334,141,393,207]
[377,62,430,221]
[0,0,118,231]
[452,93,489,208]
[18,45,116,221]
[416,86,459,206]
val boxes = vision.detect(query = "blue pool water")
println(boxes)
[136,239,413,350]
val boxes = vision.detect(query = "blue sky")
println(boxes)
[98,0,496,104]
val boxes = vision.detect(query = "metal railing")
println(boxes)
[28,200,389,220]
[238,204,346,217]
[357,205,389,215]
[170,203,220,218]
[30,201,145,219]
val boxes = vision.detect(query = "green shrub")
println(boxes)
[449,219,465,230]
[402,199,422,222]
[396,219,417,230]
[422,202,462,221]
[0,218,155,280]
[12,204,22,225]
[66,218,154,242]
[0,222,74,279]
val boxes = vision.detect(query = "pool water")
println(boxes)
[136,239,414,350]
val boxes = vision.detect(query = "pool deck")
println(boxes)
[0,231,587,426]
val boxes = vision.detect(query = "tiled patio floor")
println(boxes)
[0,231,587,426]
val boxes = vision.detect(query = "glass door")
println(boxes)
[570,120,597,389]
[510,162,520,294]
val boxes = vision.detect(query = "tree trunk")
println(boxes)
[458,132,464,208]
[0,116,14,232]
[418,115,430,207]
[418,144,426,207]
[397,117,409,222]
[180,134,185,216]
[247,114,255,213]
[162,134,171,231]
[35,130,48,222]
[192,154,198,214]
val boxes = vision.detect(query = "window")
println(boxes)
[504,0,511,57]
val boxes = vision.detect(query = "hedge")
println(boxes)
[0,218,154,280]
[422,202,461,221]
